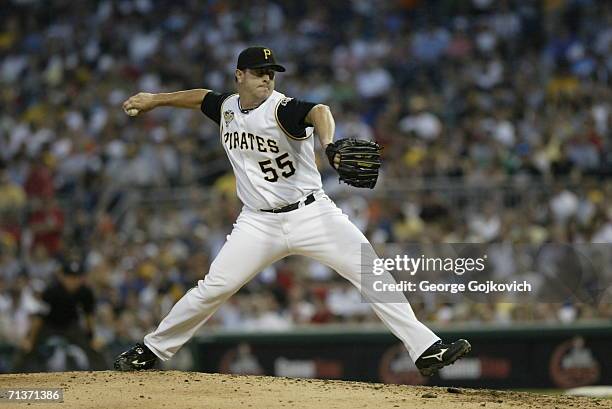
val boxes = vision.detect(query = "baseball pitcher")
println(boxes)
[114,47,470,377]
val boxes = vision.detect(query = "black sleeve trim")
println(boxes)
[200,92,234,124]
[275,98,317,140]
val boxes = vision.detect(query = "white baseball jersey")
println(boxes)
[215,90,323,210]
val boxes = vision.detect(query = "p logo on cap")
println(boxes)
[236,46,286,72]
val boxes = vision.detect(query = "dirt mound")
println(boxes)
[0,371,609,409]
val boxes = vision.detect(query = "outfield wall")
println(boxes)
[194,322,612,389]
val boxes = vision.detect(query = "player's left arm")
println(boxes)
[276,99,338,166]
[305,105,340,168]
[305,104,335,149]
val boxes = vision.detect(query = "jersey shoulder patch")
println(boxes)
[223,109,235,127]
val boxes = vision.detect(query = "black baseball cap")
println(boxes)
[237,46,286,72]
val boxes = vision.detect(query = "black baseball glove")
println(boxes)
[325,138,382,188]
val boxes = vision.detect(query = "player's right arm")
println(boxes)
[122,89,211,115]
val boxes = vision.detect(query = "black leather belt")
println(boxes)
[261,193,316,213]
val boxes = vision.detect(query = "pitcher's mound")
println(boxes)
[1,371,608,409]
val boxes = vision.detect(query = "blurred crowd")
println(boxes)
[1,0,612,353]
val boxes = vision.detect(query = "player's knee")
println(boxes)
[196,280,231,301]
[196,271,242,301]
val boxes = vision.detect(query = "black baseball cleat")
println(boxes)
[114,343,158,371]
[415,339,471,376]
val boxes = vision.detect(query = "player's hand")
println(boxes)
[122,92,157,116]
[324,144,340,169]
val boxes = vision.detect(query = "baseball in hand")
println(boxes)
[126,108,139,116]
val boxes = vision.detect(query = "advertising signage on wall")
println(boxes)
[194,324,612,389]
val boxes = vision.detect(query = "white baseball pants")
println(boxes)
[144,194,440,362]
